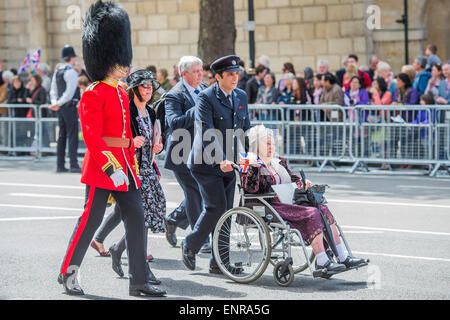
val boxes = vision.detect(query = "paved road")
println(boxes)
[0,159,449,300]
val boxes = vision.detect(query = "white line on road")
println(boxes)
[328,199,450,209]
[0,182,84,189]
[351,250,450,263]
[0,204,80,212]
[342,225,450,236]
[9,193,84,200]
[397,185,450,190]
[0,216,79,222]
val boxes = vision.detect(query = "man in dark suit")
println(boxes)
[245,64,266,104]
[182,55,251,274]
[164,56,211,253]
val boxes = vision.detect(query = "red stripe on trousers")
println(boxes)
[60,186,96,275]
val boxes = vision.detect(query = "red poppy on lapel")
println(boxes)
[239,105,243,110]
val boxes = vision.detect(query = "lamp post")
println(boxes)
[246,0,256,69]
[396,0,409,65]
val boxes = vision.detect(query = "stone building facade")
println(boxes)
[0,0,448,80]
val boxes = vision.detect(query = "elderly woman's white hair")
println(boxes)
[248,125,275,154]
[178,56,203,76]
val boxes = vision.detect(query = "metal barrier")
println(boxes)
[248,104,450,176]
[1,102,449,176]
[0,104,38,155]
[0,104,86,159]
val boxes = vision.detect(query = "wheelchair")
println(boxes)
[212,169,369,287]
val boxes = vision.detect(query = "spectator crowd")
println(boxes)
[0,43,449,159]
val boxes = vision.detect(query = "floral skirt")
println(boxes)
[139,168,166,233]
[270,198,335,246]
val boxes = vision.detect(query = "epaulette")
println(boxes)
[86,81,100,91]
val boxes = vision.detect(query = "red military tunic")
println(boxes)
[78,78,141,191]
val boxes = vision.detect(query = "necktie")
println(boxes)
[194,89,200,95]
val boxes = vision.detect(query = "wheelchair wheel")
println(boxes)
[213,207,271,284]
[273,261,294,287]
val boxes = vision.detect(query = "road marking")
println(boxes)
[0,204,80,212]
[0,182,84,190]
[0,216,79,222]
[9,193,84,200]
[351,250,450,263]
[328,199,450,209]
[397,185,450,190]
[341,225,450,236]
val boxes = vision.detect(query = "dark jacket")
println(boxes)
[7,85,27,117]
[188,82,251,176]
[164,79,207,173]
[129,99,159,170]
[26,86,48,117]
[245,76,263,104]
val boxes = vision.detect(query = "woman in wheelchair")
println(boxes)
[241,125,366,272]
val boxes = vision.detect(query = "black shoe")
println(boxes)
[58,272,85,296]
[165,219,177,247]
[56,167,69,173]
[209,265,244,275]
[209,265,222,274]
[315,260,346,273]
[199,242,211,254]
[69,167,82,173]
[129,283,166,297]
[181,240,196,271]
[339,256,367,269]
[147,267,161,285]
[109,245,124,277]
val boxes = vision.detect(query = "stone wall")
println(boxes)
[0,0,447,80]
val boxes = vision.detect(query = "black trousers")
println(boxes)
[60,180,148,285]
[184,171,235,267]
[169,169,204,230]
[94,205,122,244]
[57,103,79,169]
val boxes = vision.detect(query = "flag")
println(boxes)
[18,53,31,73]
[239,153,249,173]
[30,49,41,69]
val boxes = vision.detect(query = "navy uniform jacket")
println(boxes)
[188,82,251,177]
[164,79,207,173]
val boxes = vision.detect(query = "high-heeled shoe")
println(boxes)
[109,244,124,277]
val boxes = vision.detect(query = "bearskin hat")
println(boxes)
[82,0,133,82]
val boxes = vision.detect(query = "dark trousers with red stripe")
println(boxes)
[60,181,148,285]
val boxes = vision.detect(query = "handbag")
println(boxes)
[292,184,329,207]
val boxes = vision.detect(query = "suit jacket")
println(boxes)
[188,82,251,177]
[164,79,207,173]
[79,79,140,191]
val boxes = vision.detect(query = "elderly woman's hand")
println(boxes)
[304,179,313,190]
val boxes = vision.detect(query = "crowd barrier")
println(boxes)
[0,103,449,176]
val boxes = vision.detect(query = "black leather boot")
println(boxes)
[58,272,85,296]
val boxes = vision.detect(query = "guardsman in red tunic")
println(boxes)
[57,0,166,297]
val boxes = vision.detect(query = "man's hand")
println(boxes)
[110,169,129,188]
[220,160,235,173]
[133,136,145,149]
[49,104,60,111]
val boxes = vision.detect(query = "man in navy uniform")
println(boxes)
[164,56,211,253]
[182,55,251,273]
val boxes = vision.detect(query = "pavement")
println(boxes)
[0,158,449,300]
